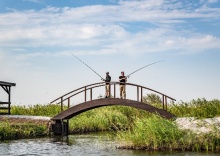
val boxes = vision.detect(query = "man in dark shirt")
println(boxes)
[119,71,127,99]
[104,72,111,98]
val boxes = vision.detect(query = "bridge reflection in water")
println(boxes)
[50,81,176,135]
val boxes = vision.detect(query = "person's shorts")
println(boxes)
[105,84,110,92]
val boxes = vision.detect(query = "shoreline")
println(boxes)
[1,115,220,152]
[1,115,220,134]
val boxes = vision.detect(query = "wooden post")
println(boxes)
[162,95,164,110]
[141,87,143,102]
[90,88,92,101]
[109,84,111,98]
[61,97,63,112]
[67,119,69,136]
[8,86,11,114]
[84,87,87,102]
[68,98,70,108]
[61,120,63,136]
[165,96,168,110]
[114,84,116,98]
[137,86,139,101]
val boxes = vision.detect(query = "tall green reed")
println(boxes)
[117,115,220,151]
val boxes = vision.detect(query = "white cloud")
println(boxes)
[0,0,219,56]
[208,0,218,3]
[22,0,43,4]
[1,0,220,105]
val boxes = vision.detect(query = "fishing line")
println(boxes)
[69,52,104,80]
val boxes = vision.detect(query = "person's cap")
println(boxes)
[121,71,124,73]
[106,72,109,74]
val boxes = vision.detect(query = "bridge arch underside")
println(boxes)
[51,98,175,120]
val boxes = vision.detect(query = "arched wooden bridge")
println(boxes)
[50,81,176,135]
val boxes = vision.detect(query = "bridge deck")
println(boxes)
[51,98,175,120]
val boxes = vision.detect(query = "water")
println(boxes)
[0,133,219,156]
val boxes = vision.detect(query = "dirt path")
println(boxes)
[0,115,51,126]
[176,117,220,134]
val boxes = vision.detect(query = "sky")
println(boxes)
[0,0,220,105]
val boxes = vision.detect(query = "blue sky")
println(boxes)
[0,0,220,105]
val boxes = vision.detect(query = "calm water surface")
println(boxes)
[0,133,219,156]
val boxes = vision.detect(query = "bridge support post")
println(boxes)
[51,119,69,136]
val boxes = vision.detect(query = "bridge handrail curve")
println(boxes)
[50,81,175,105]
[50,82,104,103]
[61,84,106,103]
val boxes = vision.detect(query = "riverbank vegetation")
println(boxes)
[117,115,220,151]
[0,96,220,151]
[0,118,48,140]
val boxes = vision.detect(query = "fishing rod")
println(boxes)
[69,52,104,80]
[126,60,165,78]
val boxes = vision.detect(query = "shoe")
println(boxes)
[105,96,107,98]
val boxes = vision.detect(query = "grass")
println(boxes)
[10,104,150,134]
[1,97,220,151]
[116,115,220,151]
[11,104,62,116]
[68,106,149,133]
[169,98,220,118]
[0,119,48,140]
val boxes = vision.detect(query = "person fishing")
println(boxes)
[69,52,164,99]
[103,72,111,98]
[119,71,127,99]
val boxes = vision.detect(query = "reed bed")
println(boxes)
[169,98,220,118]
[11,104,150,133]
[68,106,150,133]
[0,120,48,140]
[116,115,220,151]
[11,104,61,116]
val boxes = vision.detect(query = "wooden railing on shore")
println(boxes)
[0,102,11,115]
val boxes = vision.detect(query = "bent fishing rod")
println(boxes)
[126,60,165,78]
[69,52,105,80]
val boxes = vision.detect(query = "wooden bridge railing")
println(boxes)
[50,82,176,112]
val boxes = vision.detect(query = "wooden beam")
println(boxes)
[0,81,16,86]
[1,86,9,94]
